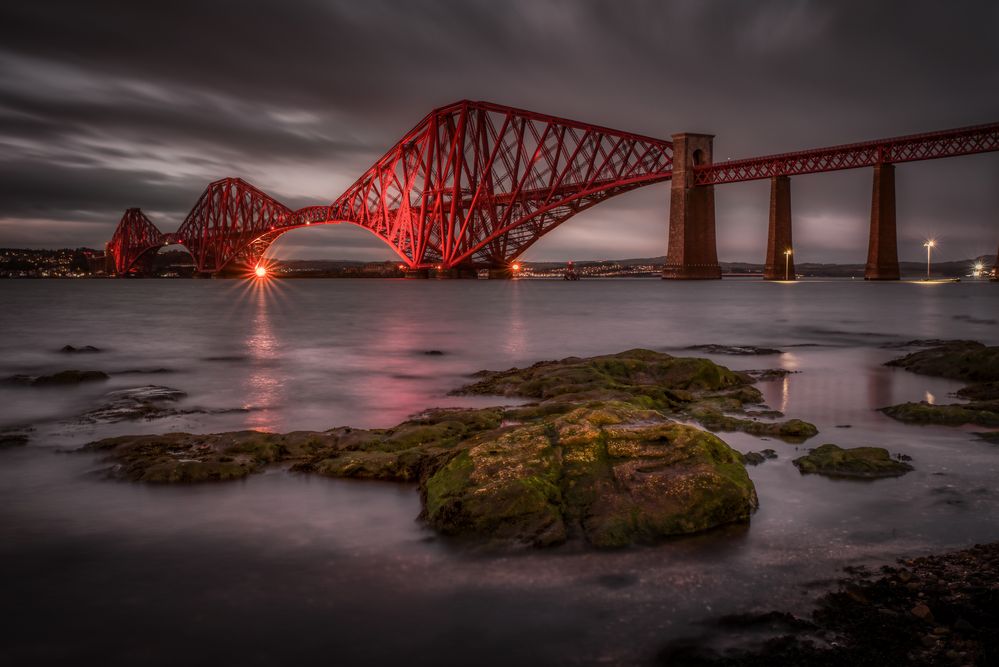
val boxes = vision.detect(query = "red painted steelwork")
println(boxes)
[695,122,999,185]
[105,101,999,277]
[106,208,166,275]
[106,100,674,275]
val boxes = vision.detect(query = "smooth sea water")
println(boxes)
[1,278,997,665]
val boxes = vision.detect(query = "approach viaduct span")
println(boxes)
[106,100,999,280]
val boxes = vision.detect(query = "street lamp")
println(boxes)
[783,248,792,280]
[923,239,936,279]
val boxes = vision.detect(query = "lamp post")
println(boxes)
[923,239,935,279]
[783,249,792,280]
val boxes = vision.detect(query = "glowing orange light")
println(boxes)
[511,263,521,271]
[398,264,406,270]
[254,265,268,278]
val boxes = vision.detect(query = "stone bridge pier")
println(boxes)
[662,133,721,279]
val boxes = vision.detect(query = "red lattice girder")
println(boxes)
[696,122,999,185]
[104,103,999,277]
[106,208,166,275]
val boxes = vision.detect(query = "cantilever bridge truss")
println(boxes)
[106,100,999,277]
[107,100,674,275]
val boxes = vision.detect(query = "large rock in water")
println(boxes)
[81,349,795,548]
[423,402,758,548]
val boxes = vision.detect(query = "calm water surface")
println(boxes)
[1,278,997,665]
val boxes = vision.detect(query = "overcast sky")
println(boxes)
[0,0,997,263]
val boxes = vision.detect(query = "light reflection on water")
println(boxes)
[0,278,998,665]
[244,285,283,431]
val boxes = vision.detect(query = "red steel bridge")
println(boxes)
[105,100,999,280]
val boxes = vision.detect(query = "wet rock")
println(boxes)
[77,385,188,423]
[84,431,284,482]
[114,368,175,375]
[744,368,797,381]
[454,348,751,408]
[663,542,999,665]
[85,401,758,549]
[689,407,818,442]
[6,370,110,386]
[793,444,914,479]
[741,449,777,466]
[879,338,980,350]
[911,603,934,622]
[745,409,785,418]
[885,341,999,383]
[423,402,758,548]
[61,345,101,353]
[956,381,999,401]
[880,401,999,428]
[686,344,783,356]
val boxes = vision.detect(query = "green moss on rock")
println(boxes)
[880,401,999,427]
[687,407,818,442]
[885,341,999,383]
[82,350,784,548]
[793,444,913,479]
[423,402,758,548]
[454,349,749,408]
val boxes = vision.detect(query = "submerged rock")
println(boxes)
[743,368,797,381]
[881,401,999,427]
[685,344,783,356]
[688,407,818,442]
[60,345,101,353]
[741,449,777,465]
[885,341,999,383]
[793,444,913,479]
[956,381,999,401]
[73,385,239,423]
[882,342,999,431]
[6,370,110,386]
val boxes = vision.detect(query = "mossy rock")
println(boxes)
[880,401,999,427]
[885,342,999,383]
[688,407,818,442]
[742,449,777,465]
[423,402,758,548]
[793,444,913,479]
[454,349,750,409]
[957,382,999,401]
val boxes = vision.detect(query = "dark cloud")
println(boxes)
[0,0,997,262]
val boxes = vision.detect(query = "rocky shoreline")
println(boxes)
[84,349,784,548]
[69,340,999,550]
[659,542,999,666]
